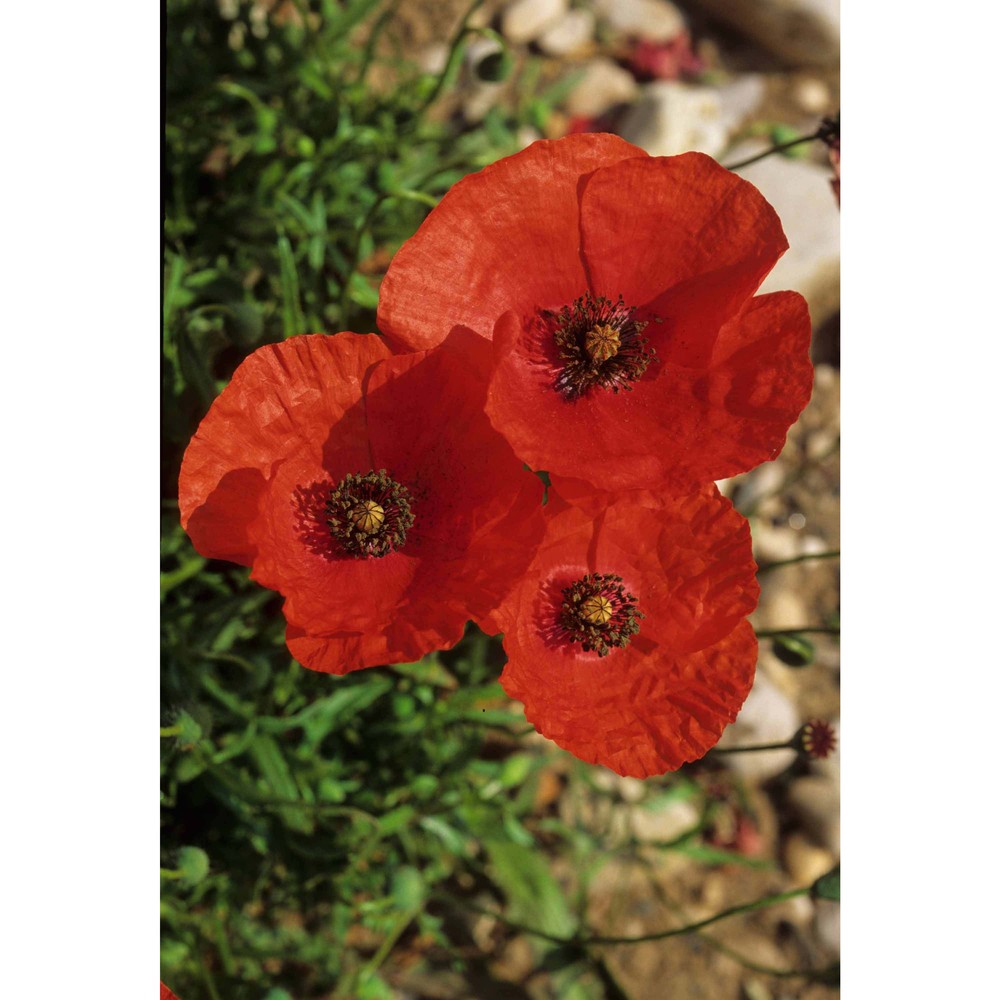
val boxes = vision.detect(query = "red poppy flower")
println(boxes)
[160,984,180,1000]
[179,330,543,673]
[377,134,813,493]
[490,474,760,777]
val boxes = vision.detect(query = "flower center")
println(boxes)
[327,470,414,558]
[548,292,656,400]
[350,500,385,534]
[584,324,621,363]
[559,573,644,657]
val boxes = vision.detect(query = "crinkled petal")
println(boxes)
[179,333,391,563]
[494,489,759,776]
[580,153,788,367]
[377,134,646,352]
[487,287,812,491]
[504,622,757,776]
[249,330,543,673]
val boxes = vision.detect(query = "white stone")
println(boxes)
[462,80,505,123]
[417,42,449,75]
[516,125,544,149]
[538,8,595,56]
[793,76,832,114]
[618,82,729,158]
[729,141,840,327]
[564,57,639,118]
[734,461,785,510]
[752,522,800,563]
[692,0,839,68]
[815,899,840,952]
[716,671,798,780]
[594,0,686,43]
[714,74,767,135]
[501,0,569,45]
[783,831,835,885]
[630,798,700,842]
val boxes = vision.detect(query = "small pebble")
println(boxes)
[538,8,595,56]
[564,57,639,118]
[594,0,686,43]
[783,831,835,885]
[501,0,569,44]
[793,76,832,114]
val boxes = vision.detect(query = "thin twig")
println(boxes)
[724,132,821,171]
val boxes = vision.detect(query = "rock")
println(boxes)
[742,979,772,1000]
[501,0,569,45]
[814,898,840,952]
[733,461,785,510]
[782,831,835,885]
[593,0,686,43]
[730,143,840,328]
[692,0,839,68]
[630,798,700,842]
[538,8,595,56]
[782,892,816,927]
[516,124,544,149]
[462,80,505,123]
[752,522,800,564]
[714,74,767,135]
[716,671,798,780]
[761,589,809,631]
[806,429,837,461]
[417,42,448,75]
[618,82,729,158]
[786,776,839,852]
[792,75,832,114]
[564,57,639,119]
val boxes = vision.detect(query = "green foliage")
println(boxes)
[772,632,816,667]
[812,864,841,902]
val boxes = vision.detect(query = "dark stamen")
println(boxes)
[327,470,414,558]
[559,573,644,656]
[546,293,656,400]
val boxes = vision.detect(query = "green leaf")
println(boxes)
[812,863,840,901]
[249,734,314,833]
[772,633,816,667]
[391,866,426,910]
[176,846,210,887]
[673,844,772,869]
[484,840,576,938]
[348,271,380,310]
[277,235,306,337]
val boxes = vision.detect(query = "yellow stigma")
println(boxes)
[350,500,385,535]
[584,324,621,363]
[580,594,613,625]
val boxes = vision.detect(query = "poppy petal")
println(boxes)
[486,286,812,491]
[579,153,788,367]
[245,330,543,673]
[377,134,646,352]
[495,488,759,776]
[179,333,391,564]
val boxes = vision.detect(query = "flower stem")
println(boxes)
[757,550,840,575]
[711,741,793,755]
[416,0,488,115]
[446,886,809,947]
[160,725,182,738]
[724,132,821,171]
